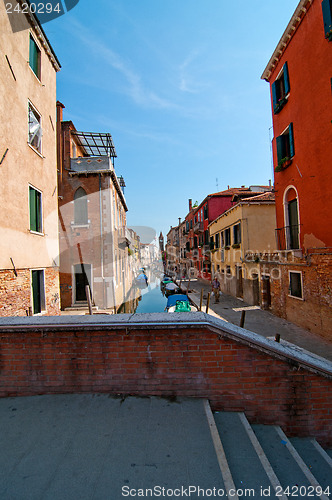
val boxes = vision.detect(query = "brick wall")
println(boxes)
[0,267,60,316]
[0,317,331,447]
[264,252,332,340]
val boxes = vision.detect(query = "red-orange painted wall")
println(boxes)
[268,0,332,250]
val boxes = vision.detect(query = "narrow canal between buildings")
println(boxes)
[134,281,168,313]
[117,268,169,314]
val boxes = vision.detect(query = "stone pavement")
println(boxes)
[0,394,224,500]
[181,278,332,362]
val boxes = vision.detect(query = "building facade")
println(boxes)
[209,193,277,305]
[0,4,61,316]
[262,0,332,337]
[57,103,131,313]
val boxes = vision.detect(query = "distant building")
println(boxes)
[0,4,61,316]
[56,103,130,313]
[181,187,272,281]
[261,0,332,337]
[165,225,180,277]
[159,232,164,253]
[209,192,277,305]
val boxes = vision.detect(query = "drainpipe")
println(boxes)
[99,174,105,308]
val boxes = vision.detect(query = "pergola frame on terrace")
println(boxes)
[71,131,117,159]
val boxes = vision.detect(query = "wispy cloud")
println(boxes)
[65,19,176,110]
[178,50,211,94]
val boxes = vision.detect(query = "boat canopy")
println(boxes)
[166,294,189,308]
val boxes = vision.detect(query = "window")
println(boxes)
[204,204,208,220]
[74,187,88,225]
[204,229,209,245]
[31,269,45,314]
[72,140,77,158]
[190,220,193,229]
[29,186,42,233]
[215,233,220,249]
[276,123,294,169]
[29,34,41,79]
[272,62,290,114]
[322,0,332,40]
[289,271,303,299]
[28,102,42,153]
[233,223,241,245]
[224,228,231,247]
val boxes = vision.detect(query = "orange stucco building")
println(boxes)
[261,0,332,337]
[263,0,332,251]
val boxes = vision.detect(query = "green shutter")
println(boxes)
[32,270,41,314]
[289,122,295,158]
[276,135,284,164]
[36,190,41,232]
[29,36,40,77]
[29,187,42,232]
[283,62,290,95]
[272,81,278,113]
[322,0,332,39]
[29,187,37,231]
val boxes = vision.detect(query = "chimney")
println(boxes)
[189,199,192,211]
[178,218,181,226]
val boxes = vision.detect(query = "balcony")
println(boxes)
[275,225,301,251]
[194,221,204,234]
[118,226,131,249]
[70,156,113,174]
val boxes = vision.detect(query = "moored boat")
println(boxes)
[165,294,198,313]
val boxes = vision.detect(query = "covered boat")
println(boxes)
[165,294,198,313]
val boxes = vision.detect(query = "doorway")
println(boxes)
[74,263,92,303]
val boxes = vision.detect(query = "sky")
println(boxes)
[44,0,300,242]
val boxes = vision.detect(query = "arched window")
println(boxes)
[283,187,300,249]
[74,187,88,224]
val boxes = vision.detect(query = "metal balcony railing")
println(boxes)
[275,225,301,250]
[193,221,204,233]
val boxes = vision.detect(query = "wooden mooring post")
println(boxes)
[85,285,93,315]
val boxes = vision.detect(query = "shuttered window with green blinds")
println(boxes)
[322,0,332,40]
[276,123,295,166]
[29,35,41,79]
[272,62,290,114]
[29,186,42,233]
[31,270,45,314]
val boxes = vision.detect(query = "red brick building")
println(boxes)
[261,0,332,337]
[57,103,132,312]
[185,188,272,280]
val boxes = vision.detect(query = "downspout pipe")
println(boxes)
[99,174,105,308]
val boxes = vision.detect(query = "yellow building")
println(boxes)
[0,4,61,315]
[209,192,276,305]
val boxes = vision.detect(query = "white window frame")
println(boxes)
[31,268,46,315]
[28,183,43,235]
[288,270,304,300]
[28,101,43,156]
[29,31,42,82]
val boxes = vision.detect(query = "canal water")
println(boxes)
[134,281,168,313]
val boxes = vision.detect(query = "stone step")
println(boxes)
[289,437,332,498]
[213,412,284,499]
[252,424,330,500]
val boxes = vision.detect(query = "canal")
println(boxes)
[134,281,168,313]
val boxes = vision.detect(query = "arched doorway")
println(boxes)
[284,187,300,249]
